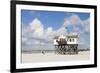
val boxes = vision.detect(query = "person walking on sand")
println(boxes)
[42,51,45,55]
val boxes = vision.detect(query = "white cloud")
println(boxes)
[22,18,68,50]
[63,14,90,48]
[55,27,67,36]
[22,18,53,50]
[22,14,90,50]
[83,18,90,33]
[63,14,90,34]
[63,18,70,27]
[29,18,44,31]
[63,14,82,27]
[69,14,82,25]
[46,27,54,37]
[46,27,53,34]
[29,18,44,39]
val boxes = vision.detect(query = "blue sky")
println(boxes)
[21,10,90,50]
[21,10,89,29]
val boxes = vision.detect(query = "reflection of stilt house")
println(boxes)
[54,34,79,55]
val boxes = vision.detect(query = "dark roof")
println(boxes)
[67,35,78,38]
[53,35,78,39]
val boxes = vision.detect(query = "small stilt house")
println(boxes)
[53,34,79,55]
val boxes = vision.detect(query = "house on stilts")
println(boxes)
[53,34,79,55]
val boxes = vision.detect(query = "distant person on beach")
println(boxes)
[42,51,45,55]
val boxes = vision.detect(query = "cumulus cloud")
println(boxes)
[46,27,54,37]
[63,14,90,34]
[63,14,90,48]
[22,14,90,50]
[83,18,90,33]
[22,18,68,50]
[63,14,82,27]
[29,18,44,39]
[69,14,82,25]
[55,27,67,36]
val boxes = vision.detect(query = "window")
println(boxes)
[73,39,74,42]
[70,39,71,42]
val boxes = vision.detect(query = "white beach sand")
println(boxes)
[22,51,90,63]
